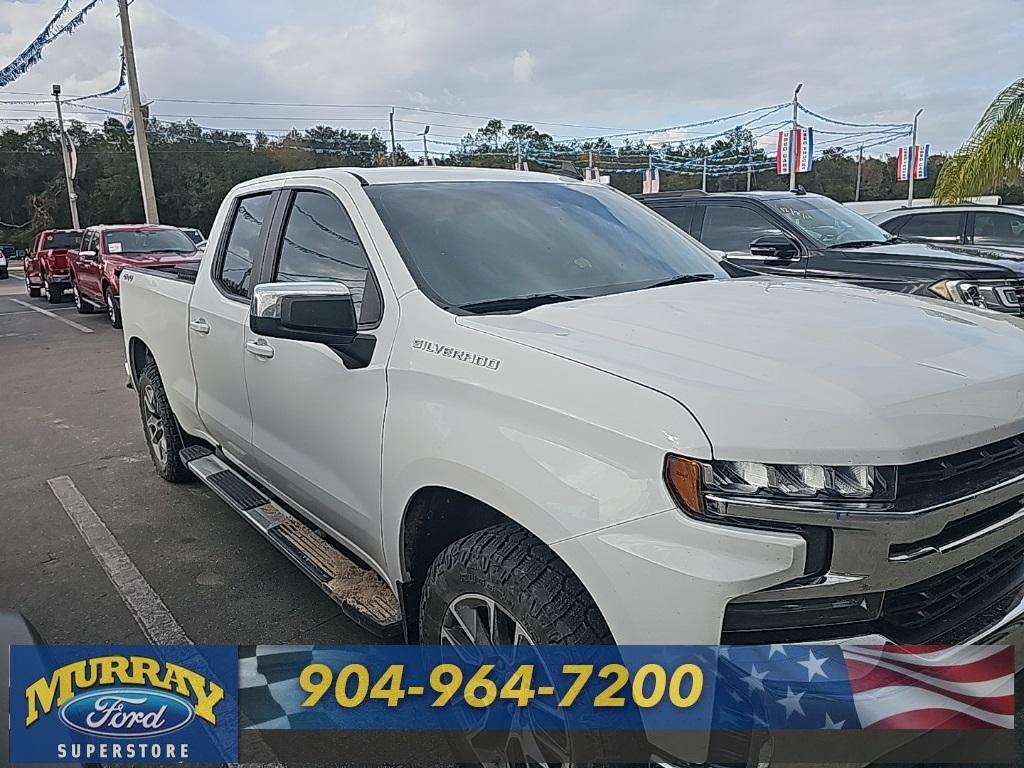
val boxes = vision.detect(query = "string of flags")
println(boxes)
[0,0,106,88]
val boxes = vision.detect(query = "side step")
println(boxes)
[179,446,401,639]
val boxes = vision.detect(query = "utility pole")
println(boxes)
[117,0,159,223]
[419,125,430,165]
[855,144,864,202]
[746,131,753,191]
[52,84,80,229]
[702,156,708,192]
[388,108,397,166]
[907,108,923,208]
[789,82,803,192]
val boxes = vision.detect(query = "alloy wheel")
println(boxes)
[142,384,168,468]
[440,593,571,768]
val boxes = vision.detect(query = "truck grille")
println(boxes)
[897,431,1024,510]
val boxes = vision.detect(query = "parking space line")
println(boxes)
[9,299,94,333]
[47,476,284,767]
[47,475,189,644]
[0,307,76,316]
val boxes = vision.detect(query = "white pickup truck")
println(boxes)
[122,167,1024,764]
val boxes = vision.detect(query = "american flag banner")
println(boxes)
[712,643,1014,730]
[897,143,930,181]
[776,127,814,175]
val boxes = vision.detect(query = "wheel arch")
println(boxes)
[396,485,614,644]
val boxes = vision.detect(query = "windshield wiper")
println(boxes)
[827,240,892,249]
[457,293,589,313]
[643,273,717,289]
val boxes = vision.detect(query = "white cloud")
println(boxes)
[512,50,534,84]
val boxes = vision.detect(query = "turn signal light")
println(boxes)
[664,455,704,517]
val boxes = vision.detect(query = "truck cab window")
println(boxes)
[218,193,272,299]
[274,190,378,324]
[701,205,783,253]
[897,212,962,243]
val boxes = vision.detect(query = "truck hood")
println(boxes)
[459,278,1024,465]
[837,240,1024,278]
[106,251,200,267]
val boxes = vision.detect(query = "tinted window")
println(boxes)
[366,181,725,310]
[43,232,81,249]
[764,196,890,247]
[105,229,197,254]
[274,191,377,323]
[219,193,272,299]
[973,212,1024,247]
[897,212,962,242]
[653,205,695,235]
[701,205,783,252]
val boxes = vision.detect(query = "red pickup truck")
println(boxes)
[24,229,83,302]
[70,224,200,328]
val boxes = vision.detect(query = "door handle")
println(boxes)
[245,339,275,359]
[189,318,211,335]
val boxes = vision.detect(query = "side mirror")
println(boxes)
[749,234,799,260]
[250,282,374,368]
[78,250,97,261]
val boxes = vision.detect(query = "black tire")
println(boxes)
[420,523,623,764]
[137,361,193,482]
[27,278,40,298]
[105,286,122,328]
[72,283,94,314]
[46,283,62,304]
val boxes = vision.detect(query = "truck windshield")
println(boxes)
[43,232,81,249]
[763,197,894,248]
[366,181,726,311]
[105,229,197,254]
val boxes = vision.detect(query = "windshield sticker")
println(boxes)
[108,242,123,253]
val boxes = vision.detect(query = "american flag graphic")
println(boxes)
[712,643,1014,730]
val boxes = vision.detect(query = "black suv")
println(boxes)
[637,190,1024,314]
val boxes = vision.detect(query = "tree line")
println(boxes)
[3,115,1022,250]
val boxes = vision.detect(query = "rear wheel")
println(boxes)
[26,276,40,298]
[105,286,122,328]
[137,360,192,482]
[46,282,62,303]
[420,523,619,766]
[73,283,94,314]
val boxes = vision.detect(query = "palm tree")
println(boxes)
[934,78,1024,202]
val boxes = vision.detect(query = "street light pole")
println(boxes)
[419,125,430,165]
[388,108,397,166]
[907,108,924,208]
[789,82,803,192]
[52,84,80,229]
[116,0,159,223]
[855,144,864,202]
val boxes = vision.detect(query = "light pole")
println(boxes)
[419,125,430,165]
[789,82,803,192]
[907,108,924,208]
[117,0,159,223]
[52,84,80,229]
[388,108,397,166]
[855,144,864,202]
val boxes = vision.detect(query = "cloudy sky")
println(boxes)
[1,0,1021,157]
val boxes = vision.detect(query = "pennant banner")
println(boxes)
[897,143,929,181]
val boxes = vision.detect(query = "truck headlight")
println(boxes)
[929,279,985,306]
[665,456,896,516]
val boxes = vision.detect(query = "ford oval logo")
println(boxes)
[59,688,194,738]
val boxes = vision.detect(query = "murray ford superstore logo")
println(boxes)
[10,645,238,764]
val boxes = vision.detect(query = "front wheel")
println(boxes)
[26,276,40,298]
[73,283,94,314]
[104,286,122,328]
[420,523,618,765]
[137,361,192,482]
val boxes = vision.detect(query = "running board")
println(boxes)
[180,446,401,639]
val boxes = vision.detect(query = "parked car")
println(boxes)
[121,168,1024,765]
[0,243,11,279]
[69,225,199,328]
[638,189,1024,314]
[870,204,1024,254]
[24,229,82,301]
[179,227,206,246]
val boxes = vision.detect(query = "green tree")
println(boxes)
[935,78,1024,202]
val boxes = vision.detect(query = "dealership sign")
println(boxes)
[776,127,814,175]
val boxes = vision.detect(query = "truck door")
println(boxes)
[188,191,277,466]
[243,184,391,566]
[74,230,103,300]
[697,203,807,278]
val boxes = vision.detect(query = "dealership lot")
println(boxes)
[0,264,379,649]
